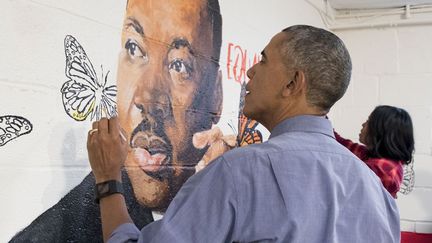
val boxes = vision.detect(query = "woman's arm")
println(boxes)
[334,131,369,161]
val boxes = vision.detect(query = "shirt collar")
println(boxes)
[269,115,335,140]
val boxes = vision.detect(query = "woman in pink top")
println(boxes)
[334,105,415,198]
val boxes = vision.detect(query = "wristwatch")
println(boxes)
[95,180,124,204]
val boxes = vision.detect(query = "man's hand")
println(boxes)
[87,117,128,183]
[193,126,236,173]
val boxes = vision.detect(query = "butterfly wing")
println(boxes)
[399,162,415,195]
[61,79,96,121]
[64,35,99,88]
[237,81,263,147]
[101,84,118,118]
[0,115,33,146]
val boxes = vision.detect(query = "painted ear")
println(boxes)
[210,70,223,124]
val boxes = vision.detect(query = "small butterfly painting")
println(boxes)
[0,115,33,147]
[60,35,117,121]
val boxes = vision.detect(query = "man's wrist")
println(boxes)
[94,172,122,184]
[95,180,124,204]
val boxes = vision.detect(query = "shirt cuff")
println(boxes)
[108,223,141,243]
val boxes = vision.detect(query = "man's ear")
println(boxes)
[282,70,306,97]
[210,70,223,124]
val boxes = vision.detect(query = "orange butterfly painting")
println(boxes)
[237,81,263,147]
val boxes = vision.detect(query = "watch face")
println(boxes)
[95,181,124,203]
[99,184,109,194]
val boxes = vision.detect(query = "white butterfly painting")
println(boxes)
[399,162,415,195]
[0,115,33,147]
[60,35,117,121]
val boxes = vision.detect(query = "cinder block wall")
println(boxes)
[331,26,432,233]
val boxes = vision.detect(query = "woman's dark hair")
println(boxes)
[366,105,415,164]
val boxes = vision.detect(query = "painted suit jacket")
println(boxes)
[9,170,153,243]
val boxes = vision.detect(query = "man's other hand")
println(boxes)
[193,126,236,173]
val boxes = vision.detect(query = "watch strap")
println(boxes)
[95,180,124,204]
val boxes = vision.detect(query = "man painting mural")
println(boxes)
[10,0,226,242]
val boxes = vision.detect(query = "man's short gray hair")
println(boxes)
[281,25,352,112]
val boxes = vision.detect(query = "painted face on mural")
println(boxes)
[117,0,222,211]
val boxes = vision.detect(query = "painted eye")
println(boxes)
[125,39,148,62]
[169,59,189,74]
[168,58,193,81]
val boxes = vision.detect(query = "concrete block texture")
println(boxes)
[335,25,432,232]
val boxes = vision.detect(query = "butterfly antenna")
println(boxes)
[99,65,106,88]
[104,70,110,88]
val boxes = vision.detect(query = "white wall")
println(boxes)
[0,0,324,241]
[331,25,432,233]
[1,0,125,241]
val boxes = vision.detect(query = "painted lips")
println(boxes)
[131,131,171,173]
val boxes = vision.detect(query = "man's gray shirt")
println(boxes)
[109,115,400,243]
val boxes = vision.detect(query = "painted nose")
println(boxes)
[133,74,170,121]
